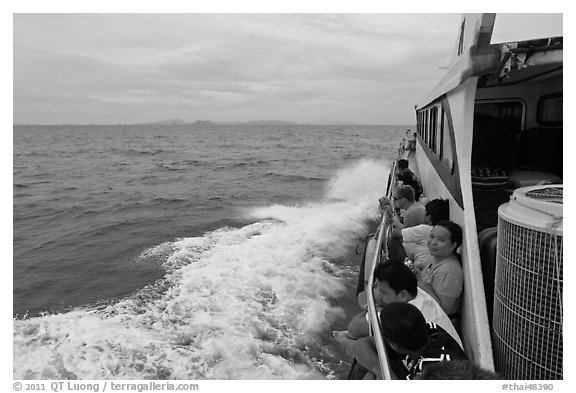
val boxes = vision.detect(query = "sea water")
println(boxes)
[13,124,404,379]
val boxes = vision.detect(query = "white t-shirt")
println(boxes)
[365,287,463,349]
[402,224,432,270]
[410,287,463,348]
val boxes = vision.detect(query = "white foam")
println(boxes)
[13,158,391,379]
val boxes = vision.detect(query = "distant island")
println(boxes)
[140,119,300,126]
[14,120,408,127]
[136,119,365,126]
[219,120,298,125]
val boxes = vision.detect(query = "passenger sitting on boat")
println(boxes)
[379,185,426,263]
[415,359,499,380]
[389,198,449,271]
[348,302,467,379]
[416,220,464,316]
[403,130,417,151]
[395,159,423,201]
[350,261,462,348]
[379,185,426,228]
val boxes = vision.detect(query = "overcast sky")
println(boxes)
[13,13,563,125]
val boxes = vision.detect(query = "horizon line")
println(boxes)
[13,122,415,127]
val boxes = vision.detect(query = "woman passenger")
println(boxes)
[415,220,464,317]
[389,198,449,271]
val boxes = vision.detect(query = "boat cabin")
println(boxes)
[377,14,563,379]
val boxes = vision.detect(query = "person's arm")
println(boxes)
[350,337,383,380]
[378,197,395,226]
[416,268,462,315]
[357,290,367,308]
[415,269,441,304]
[390,215,404,237]
[333,330,358,359]
[434,294,460,316]
[417,279,441,304]
[347,311,370,338]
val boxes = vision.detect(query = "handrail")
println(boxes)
[364,145,403,379]
[366,215,392,379]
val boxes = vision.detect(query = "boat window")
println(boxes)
[441,108,454,172]
[472,101,523,170]
[426,109,431,147]
[538,93,562,126]
[436,107,443,156]
[417,101,455,173]
[423,110,428,145]
[430,107,438,153]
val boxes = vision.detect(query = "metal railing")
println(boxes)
[365,216,392,379]
[363,149,402,379]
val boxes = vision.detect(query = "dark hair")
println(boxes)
[435,221,462,249]
[417,360,500,380]
[397,159,409,170]
[425,199,450,226]
[435,220,463,262]
[395,184,415,202]
[379,302,428,351]
[374,261,418,297]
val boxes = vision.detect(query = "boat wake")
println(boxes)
[13,159,390,380]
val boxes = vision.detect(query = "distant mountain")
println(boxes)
[215,120,299,125]
[192,120,215,126]
[141,119,189,125]
[309,119,358,125]
[139,119,298,126]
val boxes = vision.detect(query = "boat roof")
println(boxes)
[417,14,563,109]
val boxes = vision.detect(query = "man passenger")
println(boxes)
[380,184,426,229]
[379,185,426,263]
[396,159,423,201]
[350,261,462,348]
[347,302,467,379]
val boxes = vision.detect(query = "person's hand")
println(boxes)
[378,197,392,212]
[333,330,357,353]
[405,259,419,276]
[333,330,354,341]
[378,197,391,209]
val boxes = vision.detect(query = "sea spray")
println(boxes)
[13,159,392,379]
[325,158,389,203]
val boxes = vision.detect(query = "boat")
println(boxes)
[363,14,563,379]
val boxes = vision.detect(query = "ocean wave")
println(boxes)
[13,159,390,379]
[263,172,327,183]
[13,221,348,379]
[152,197,187,205]
[111,148,166,156]
[153,161,181,171]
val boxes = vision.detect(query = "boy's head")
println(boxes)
[372,262,417,306]
[379,302,429,353]
[393,184,416,208]
[424,199,450,226]
[397,159,409,171]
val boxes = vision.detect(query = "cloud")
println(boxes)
[12,13,562,124]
